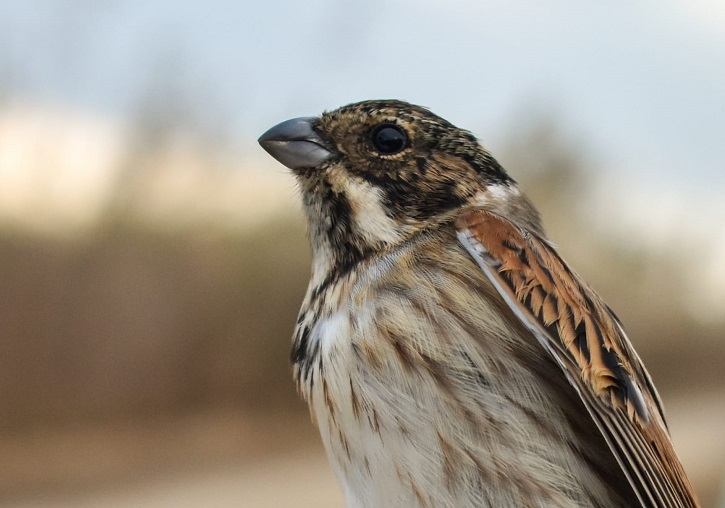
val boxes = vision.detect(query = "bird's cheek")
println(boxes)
[343,179,404,246]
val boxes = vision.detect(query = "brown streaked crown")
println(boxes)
[313,100,514,220]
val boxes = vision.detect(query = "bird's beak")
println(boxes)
[258,117,333,170]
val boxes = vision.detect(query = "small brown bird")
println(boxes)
[258,100,699,507]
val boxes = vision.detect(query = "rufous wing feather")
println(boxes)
[455,208,699,508]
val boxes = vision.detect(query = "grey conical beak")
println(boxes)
[258,117,333,170]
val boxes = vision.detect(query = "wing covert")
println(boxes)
[455,208,699,508]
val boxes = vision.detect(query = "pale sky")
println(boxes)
[1,0,723,190]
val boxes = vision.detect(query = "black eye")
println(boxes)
[371,124,408,154]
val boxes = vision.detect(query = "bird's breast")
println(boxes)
[293,241,628,507]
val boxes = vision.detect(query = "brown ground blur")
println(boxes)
[0,121,723,507]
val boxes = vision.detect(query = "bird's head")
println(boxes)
[259,100,541,274]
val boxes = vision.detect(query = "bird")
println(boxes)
[258,100,700,507]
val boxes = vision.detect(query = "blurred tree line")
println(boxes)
[1,108,723,428]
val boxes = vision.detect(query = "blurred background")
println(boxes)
[1,1,724,506]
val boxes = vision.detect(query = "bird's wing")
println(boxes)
[455,208,699,508]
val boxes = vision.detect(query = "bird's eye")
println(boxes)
[371,124,408,154]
